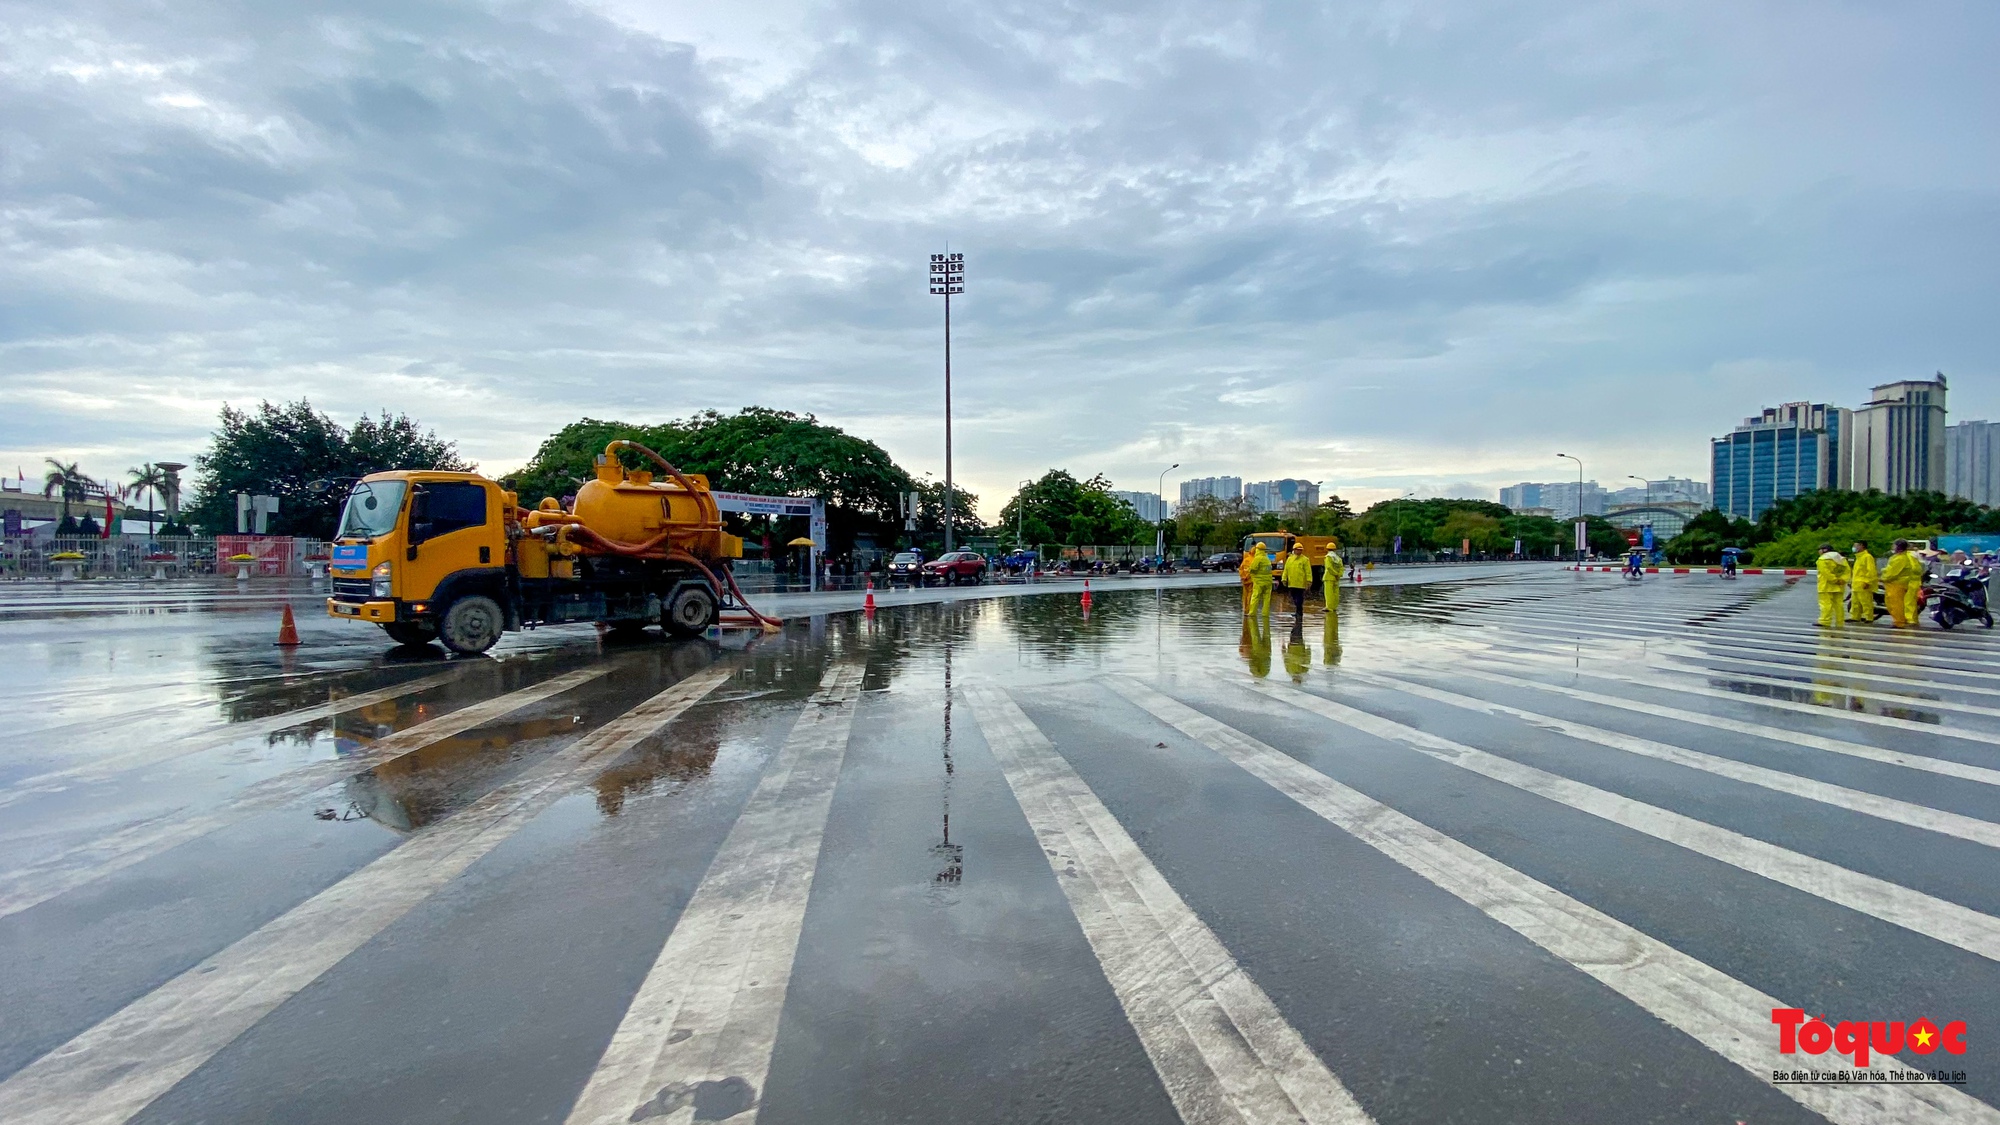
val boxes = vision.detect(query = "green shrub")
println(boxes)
[1749,521,1939,568]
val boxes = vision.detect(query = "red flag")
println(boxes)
[103,493,113,539]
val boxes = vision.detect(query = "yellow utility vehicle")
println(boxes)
[327,440,745,654]
[1243,531,1339,584]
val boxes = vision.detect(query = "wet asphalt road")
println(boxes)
[1,565,1996,1124]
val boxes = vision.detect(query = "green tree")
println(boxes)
[1346,498,1515,551]
[998,470,1154,548]
[1662,509,1761,564]
[1750,520,1942,568]
[1162,494,1259,551]
[41,459,95,532]
[123,463,170,531]
[1499,513,1565,557]
[512,408,918,552]
[185,400,470,537]
[1756,489,1985,538]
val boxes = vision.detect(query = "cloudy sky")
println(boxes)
[2,0,1994,516]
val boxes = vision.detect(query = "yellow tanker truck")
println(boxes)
[326,440,749,654]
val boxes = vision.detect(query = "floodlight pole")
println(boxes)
[1155,462,1179,561]
[929,253,965,552]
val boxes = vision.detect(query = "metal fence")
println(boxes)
[0,536,333,579]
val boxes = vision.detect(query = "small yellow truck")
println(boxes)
[327,441,745,654]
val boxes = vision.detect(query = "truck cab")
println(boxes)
[327,472,511,650]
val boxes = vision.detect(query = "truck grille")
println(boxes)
[332,579,373,602]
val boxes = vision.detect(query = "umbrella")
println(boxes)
[787,537,816,547]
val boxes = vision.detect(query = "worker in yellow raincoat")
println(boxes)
[1815,545,1850,628]
[1280,545,1313,622]
[1244,543,1273,617]
[1322,543,1344,614]
[1880,539,1924,628]
[1846,541,1879,622]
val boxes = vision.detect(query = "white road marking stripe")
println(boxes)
[1464,644,1992,740]
[1434,660,2000,789]
[0,663,734,1125]
[1104,677,1995,1125]
[0,663,618,920]
[1459,626,2000,721]
[963,685,1374,1125]
[1446,602,2000,679]
[562,662,865,1125]
[0,666,469,806]
[1347,667,2000,849]
[1224,674,2000,962]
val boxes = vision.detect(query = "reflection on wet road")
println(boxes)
[2,566,1998,1124]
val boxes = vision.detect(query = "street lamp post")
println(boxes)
[1155,463,1179,562]
[1558,453,1584,566]
[929,253,965,552]
[1628,474,1655,555]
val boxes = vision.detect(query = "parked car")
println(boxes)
[922,550,988,585]
[887,551,925,583]
[1201,551,1242,572]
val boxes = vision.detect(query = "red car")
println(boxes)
[921,551,988,585]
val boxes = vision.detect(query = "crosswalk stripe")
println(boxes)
[1460,647,2000,743]
[1655,649,2000,703]
[1432,660,2000,787]
[0,662,621,920]
[1104,676,1996,1125]
[562,662,865,1125]
[1346,666,2000,849]
[964,685,1374,1125]
[0,662,735,1125]
[1222,675,2000,963]
[1493,633,2000,721]
[1442,601,2000,680]
[0,666,469,807]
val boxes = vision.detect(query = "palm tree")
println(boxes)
[125,463,168,533]
[41,459,94,528]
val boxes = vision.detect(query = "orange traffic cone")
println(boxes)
[1081,579,1092,610]
[864,579,876,615]
[275,603,301,646]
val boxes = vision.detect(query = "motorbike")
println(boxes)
[1928,568,1994,630]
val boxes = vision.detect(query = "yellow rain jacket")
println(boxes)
[1850,549,1878,588]
[1880,550,1923,585]
[1246,546,1273,585]
[1816,551,1850,592]
[1281,551,1313,589]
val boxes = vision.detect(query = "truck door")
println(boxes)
[402,481,504,601]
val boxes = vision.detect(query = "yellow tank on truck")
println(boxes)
[327,439,754,656]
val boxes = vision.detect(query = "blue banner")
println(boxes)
[332,544,369,567]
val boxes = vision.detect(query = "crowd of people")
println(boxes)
[1812,540,1993,630]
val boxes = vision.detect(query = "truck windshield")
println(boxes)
[337,481,407,540]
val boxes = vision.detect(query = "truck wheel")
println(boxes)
[663,583,718,638]
[381,621,438,647]
[438,595,504,655]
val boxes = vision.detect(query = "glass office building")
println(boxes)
[1710,402,1846,521]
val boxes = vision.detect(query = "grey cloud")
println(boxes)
[0,0,1995,514]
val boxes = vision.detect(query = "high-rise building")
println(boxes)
[1508,481,1603,519]
[1849,375,1947,495]
[1243,479,1319,513]
[1608,477,1711,507]
[1947,419,2000,506]
[1711,401,1849,520]
[1108,490,1169,523]
[1178,477,1242,505]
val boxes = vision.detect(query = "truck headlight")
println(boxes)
[371,561,392,598]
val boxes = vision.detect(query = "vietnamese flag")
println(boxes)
[103,493,113,539]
